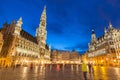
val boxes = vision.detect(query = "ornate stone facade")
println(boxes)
[51,50,80,64]
[0,6,51,67]
[0,32,3,53]
[87,23,120,66]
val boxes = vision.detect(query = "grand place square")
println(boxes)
[0,0,120,80]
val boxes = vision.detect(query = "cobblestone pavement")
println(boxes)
[0,64,120,80]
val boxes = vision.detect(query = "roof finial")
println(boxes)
[19,17,22,21]
[44,5,46,10]
[104,27,107,33]
[16,17,23,27]
[109,22,112,29]
[92,29,95,34]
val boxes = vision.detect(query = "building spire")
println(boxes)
[14,17,22,35]
[16,17,23,27]
[36,5,47,57]
[104,27,107,33]
[43,5,46,14]
[109,22,113,29]
[92,29,95,34]
[40,5,46,20]
[91,29,97,43]
[38,5,46,28]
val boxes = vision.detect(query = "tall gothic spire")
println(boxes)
[38,5,46,29]
[36,5,47,49]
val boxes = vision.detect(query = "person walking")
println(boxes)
[81,61,87,80]
[88,62,92,73]
[30,63,33,70]
[88,62,94,74]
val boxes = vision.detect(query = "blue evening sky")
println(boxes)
[0,0,120,54]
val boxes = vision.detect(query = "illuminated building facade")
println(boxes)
[51,50,80,64]
[0,32,3,53]
[87,23,120,66]
[81,52,88,64]
[70,51,79,61]
[0,6,51,67]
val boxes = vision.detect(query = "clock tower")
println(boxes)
[36,6,47,57]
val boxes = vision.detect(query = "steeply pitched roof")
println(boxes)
[20,29,38,44]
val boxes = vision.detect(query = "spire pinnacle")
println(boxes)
[109,22,112,29]
[39,5,46,22]
[104,27,107,33]
[16,17,23,27]
[41,5,46,16]
[19,17,22,21]
[44,5,46,11]
[39,5,47,28]
[92,29,95,34]
[91,29,96,43]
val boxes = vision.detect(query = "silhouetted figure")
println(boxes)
[12,60,16,70]
[88,63,94,74]
[81,61,87,80]
[88,63,92,73]
[30,63,33,70]
[12,64,16,70]
[56,64,60,72]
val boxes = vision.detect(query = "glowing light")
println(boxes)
[35,60,38,63]
[23,67,28,73]
[106,58,108,61]
[66,61,69,63]
[114,68,119,75]
[101,60,103,63]
[113,59,116,62]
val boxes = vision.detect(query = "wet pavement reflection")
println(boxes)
[0,64,120,80]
